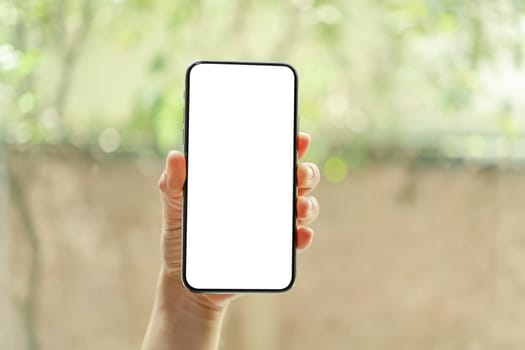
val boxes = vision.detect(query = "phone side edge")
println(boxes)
[181,61,195,292]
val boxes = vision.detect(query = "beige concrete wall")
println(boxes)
[4,149,525,349]
[1,147,17,349]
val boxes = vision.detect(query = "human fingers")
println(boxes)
[158,151,186,229]
[296,226,314,250]
[297,162,320,196]
[297,132,311,160]
[296,195,320,226]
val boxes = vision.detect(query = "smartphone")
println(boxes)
[182,61,298,292]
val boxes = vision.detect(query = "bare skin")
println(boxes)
[141,132,321,350]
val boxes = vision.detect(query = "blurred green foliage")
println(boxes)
[1,0,525,182]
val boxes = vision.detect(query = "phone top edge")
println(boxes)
[185,60,298,100]
[186,60,298,78]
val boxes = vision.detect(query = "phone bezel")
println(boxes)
[182,60,299,293]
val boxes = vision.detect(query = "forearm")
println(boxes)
[141,270,228,350]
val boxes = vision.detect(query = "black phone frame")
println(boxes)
[182,60,299,293]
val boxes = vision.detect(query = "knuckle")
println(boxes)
[158,173,168,193]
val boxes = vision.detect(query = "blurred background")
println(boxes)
[1,0,525,349]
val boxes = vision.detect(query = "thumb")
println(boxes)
[158,151,186,231]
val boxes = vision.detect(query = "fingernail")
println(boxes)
[305,164,315,186]
[307,197,315,216]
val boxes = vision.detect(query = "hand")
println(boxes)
[157,132,321,309]
[142,132,320,350]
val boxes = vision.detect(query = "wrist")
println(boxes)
[155,268,228,321]
[141,269,227,350]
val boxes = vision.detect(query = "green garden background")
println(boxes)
[2,1,525,349]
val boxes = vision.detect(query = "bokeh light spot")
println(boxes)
[98,128,121,153]
[324,156,347,183]
[0,44,21,71]
[18,92,35,114]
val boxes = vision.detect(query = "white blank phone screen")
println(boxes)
[184,62,296,291]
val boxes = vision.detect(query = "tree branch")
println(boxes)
[8,165,40,350]
[54,0,95,136]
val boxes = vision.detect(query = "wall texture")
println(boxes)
[4,149,525,350]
